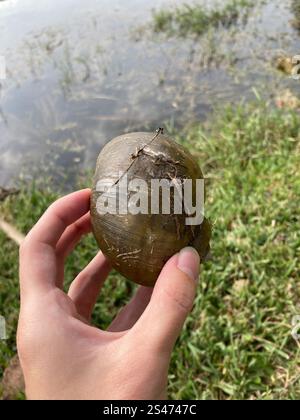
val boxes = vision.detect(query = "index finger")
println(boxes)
[20,189,91,294]
[27,189,91,247]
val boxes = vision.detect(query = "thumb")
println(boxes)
[133,247,200,353]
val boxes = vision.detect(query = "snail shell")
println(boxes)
[91,131,211,287]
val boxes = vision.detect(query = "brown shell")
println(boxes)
[91,131,211,287]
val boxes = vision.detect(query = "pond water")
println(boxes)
[0,0,299,189]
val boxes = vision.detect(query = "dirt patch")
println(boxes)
[1,355,25,400]
[0,187,19,202]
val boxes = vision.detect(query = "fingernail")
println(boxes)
[177,247,200,282]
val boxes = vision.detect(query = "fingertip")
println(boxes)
[80,188,92,198]
[176,247,200,282]
[132,248,199,352]
[155,246,200,285]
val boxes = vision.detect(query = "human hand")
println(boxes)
[17,189,200,400]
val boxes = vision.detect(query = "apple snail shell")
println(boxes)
[90,131,211,287]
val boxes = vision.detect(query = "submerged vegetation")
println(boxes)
[1,100,299,399]
[291,0,300,31]
[152,0,256,37]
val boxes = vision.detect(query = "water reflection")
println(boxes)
[0,0,299,189]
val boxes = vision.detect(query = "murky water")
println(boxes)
[0,0,299,189]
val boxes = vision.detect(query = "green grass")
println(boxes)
[152,0,255,37]
[0,100,300,399]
